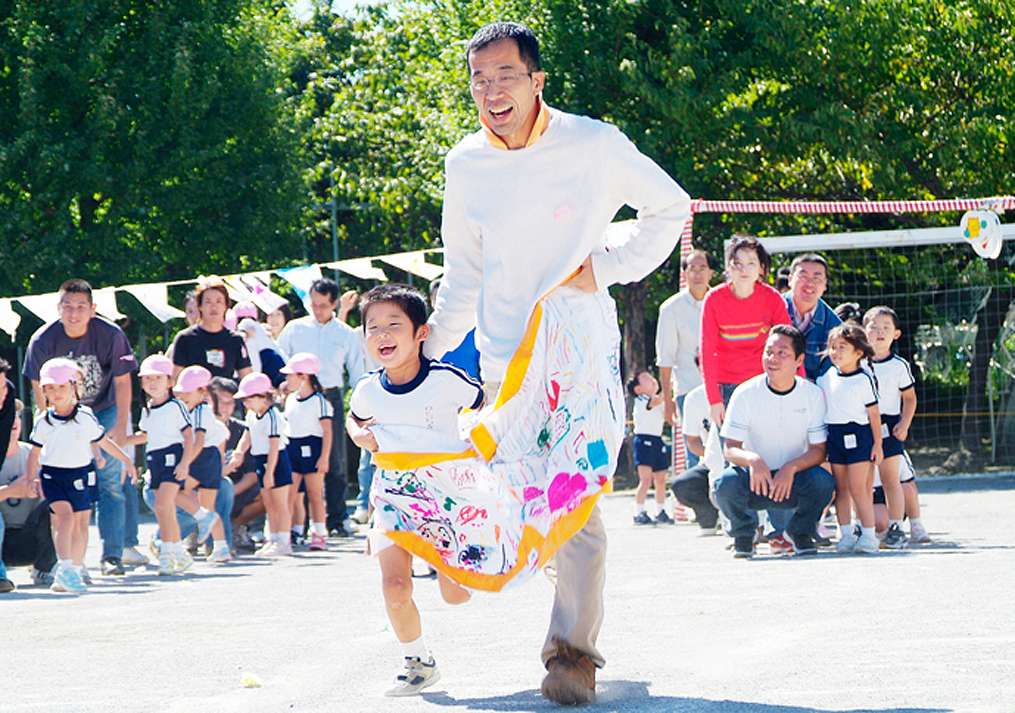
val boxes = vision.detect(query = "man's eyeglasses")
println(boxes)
[470,72,532,93]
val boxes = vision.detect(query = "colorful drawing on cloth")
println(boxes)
[371,287,624,591]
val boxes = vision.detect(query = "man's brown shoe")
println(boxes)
[540,639,596,705]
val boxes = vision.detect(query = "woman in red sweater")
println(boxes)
[699,236,791,427]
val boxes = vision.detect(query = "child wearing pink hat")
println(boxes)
[227,373,294,556]
[174,365,231,563]
[282,353,333,551]
[25,358,137,592]
[127,354,198,574]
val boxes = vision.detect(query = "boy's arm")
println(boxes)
[896,387,917,441]
[346,413,378,453]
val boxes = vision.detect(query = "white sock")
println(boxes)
[839,524,854,538]
[860,526,875,539]
[400,635,431,663]
[280,531,291,545]
[909,517,922,529]
[311,521,326,536]
[58,558,73,572]
[195,507,210,519]
[889,519,903,530]
[213,539,227,550]
[635,503,646,515]
[293,524,305,536]
[655,501,666,516]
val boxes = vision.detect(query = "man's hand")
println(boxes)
[748,461,773,498]
[663,395,677,426]
[2,475,32,500]
[769,465,796,502]
[338,290,359,323]
[709,401,726,429]
[561,255,598,293]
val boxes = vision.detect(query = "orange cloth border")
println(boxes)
[386,490,602,592]
[480,98,550,150]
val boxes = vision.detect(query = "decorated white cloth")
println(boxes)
[370,286,624,592]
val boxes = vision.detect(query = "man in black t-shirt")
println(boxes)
[169,278,252,380]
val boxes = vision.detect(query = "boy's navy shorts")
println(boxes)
[633,434,670,472]
[40,464,95,512]
[147,444,185,489]
[827,422,875,465]
[879,413,906,458]
[254,450,294,489]
[190,446,223,489]
[287,436,323,475]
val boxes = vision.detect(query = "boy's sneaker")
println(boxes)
[51,567,87,593]
[207,544,233,563]
[121,546,149,566]
[79,566,93,585]
[633,511,654,526]
[655,510,675,525]
[733,536,755,558]
[174,551,194,573]
[767,533,793,555]
[881,523,908,550]
[836,533,856,554]
[196,511,220,545]
[352,507,370,524]
[30,566,56,586]
[290,530,306,547]
[158,552,176,576]
[384,656,441,697]
[854,531,880,554]
[910,521,931,544]
[787,532,817,556]
[308,533,327,551]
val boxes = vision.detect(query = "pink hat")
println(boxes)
[235,372,272,399]
[280,352,321,376]
[173,365,212,394]
[138,354,174,377]
[39,358,82,387]
[234,301,258,320]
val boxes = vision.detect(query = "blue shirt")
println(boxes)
[785,296,841,381]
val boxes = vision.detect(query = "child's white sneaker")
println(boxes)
[158,552,176,576]
[174,551,194,573]
[835,533,855,554]
[206,544,233,563]
[910,521,931,543]
[385,656,440,697]
[854,531,880,554]
[51,567,87,593]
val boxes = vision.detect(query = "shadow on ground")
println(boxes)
[422,680,951,712]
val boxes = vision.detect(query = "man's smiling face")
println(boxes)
[468,38,545,150]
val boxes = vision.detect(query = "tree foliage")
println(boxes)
[0,0,305,294]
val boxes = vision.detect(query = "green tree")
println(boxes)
[0,0,305,295]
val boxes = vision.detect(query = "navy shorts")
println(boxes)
[147,444,185,489]
[40,465,95,512]
[254,450,294,489]
[190,446,223,489]
[827,422,875,465]
[633,434,670,472]
[879,413,906,458]
[287,436,323,474]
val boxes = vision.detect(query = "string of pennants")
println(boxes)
[0,249,446,340]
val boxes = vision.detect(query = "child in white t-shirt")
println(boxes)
[25,358,136,592]
[864,306,928,544]
[346,284,483,697]
[627,370,671,525]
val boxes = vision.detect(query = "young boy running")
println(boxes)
[346,284,484,697]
